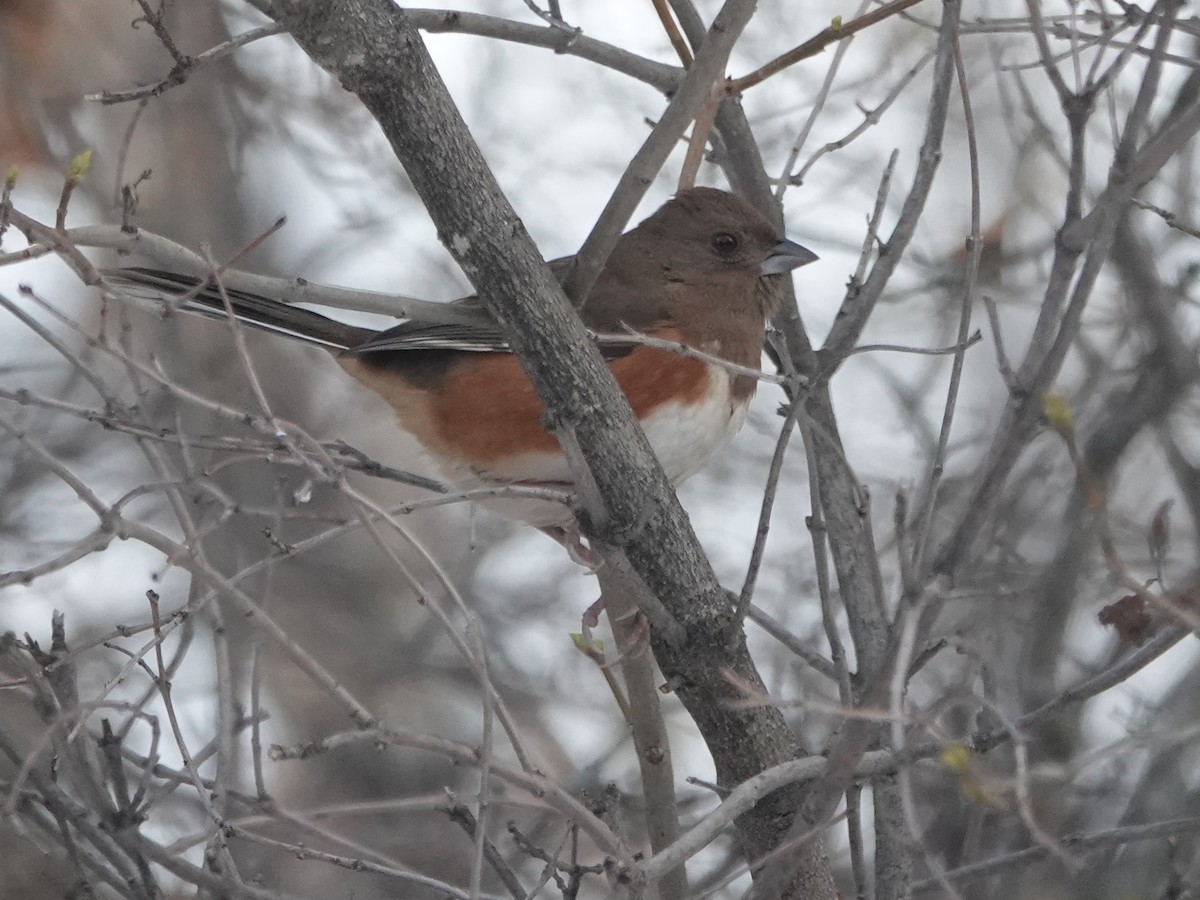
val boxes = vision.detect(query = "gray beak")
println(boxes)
[760,238,818,275]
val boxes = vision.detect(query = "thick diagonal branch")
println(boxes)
[267,1,835,893]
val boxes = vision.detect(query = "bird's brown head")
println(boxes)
[586,187,816,356]
[639,187,796,278]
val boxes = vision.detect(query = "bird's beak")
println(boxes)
[760,238,818,275]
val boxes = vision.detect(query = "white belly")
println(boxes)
[640,365,750,485]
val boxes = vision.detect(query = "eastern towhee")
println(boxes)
[105,188,816,555]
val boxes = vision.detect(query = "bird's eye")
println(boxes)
[711,232,740,254]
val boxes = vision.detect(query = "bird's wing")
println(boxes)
[346,296,509,354]
[103,267,376,351]
[346,255,580,355]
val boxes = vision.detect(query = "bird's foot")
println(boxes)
[539,524,602,569]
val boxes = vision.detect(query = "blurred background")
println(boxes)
[2,0,1200,897]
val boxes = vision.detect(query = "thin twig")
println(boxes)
[730,389,807,635]
[912,816,1200,892]
[912,25,983,572]
[651,0,694,66]
[677,79,724,190]
[730,0,928,92]
[774,0,874,201]
[88,24,286,104]
[444,801,525,900]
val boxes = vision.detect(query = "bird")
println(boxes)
[105,188,816,559]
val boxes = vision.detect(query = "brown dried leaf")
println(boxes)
[1098,594,1152,645]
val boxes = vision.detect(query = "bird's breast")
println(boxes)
[635,362,752,485]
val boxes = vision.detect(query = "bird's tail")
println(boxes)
[102,267,375,351]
